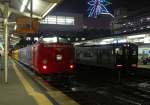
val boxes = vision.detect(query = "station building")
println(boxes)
[38,12,113,42]
[77,8,150,60]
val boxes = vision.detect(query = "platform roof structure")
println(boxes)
[0,0,63,45]
[0,0,63,83]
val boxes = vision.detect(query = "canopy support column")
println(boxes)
[3,3,11,84]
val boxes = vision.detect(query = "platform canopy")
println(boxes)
[0,0,63,45]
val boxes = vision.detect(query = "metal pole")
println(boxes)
[4,18,8,84]
[3,3,10,84]
[30,0,33,29]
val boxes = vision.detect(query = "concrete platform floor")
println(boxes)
[0,59,38,105]
[0,58,79,105]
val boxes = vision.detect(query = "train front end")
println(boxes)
[36,37,75,75]
[115,43,138,71]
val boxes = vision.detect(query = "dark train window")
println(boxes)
[84,50,94,57]
[130,46,137,55]
[125,49,129,55]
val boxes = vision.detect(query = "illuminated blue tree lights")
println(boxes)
[88,0,113,18]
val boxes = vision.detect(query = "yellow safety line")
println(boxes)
[11,61,53,105]
[35,75,80,105]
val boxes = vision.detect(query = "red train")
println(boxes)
[12,36,75,79]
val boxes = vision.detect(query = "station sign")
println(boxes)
[16,17,39,34]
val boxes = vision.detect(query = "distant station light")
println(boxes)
[127,34,146,39]
[147,26,150,28]
[26,37,31,41]
[81,38,86,41]
[75,38,79,41]
[67,38,71,41]
[34,37,38,41]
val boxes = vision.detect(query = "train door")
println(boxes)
[97,47,102,65]
[115,46,123,66]
[115,44,138,69]
[107,46,116,68]
[32,45,38,70]
[124,44,138,67]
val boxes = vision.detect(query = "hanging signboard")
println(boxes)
[16,17,39,34]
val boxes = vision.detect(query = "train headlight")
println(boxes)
[69,64,74,69]
[116,64,123,68]
[56,54,62,61]
[42,65,47,70]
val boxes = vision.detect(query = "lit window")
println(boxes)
[47,16,56,24]
[57,16,65,25]
[66,17,74,25]
[40,15,75,25]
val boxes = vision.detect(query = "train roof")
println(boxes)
[76,42,138,47]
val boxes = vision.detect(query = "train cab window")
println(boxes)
[115,48,123,55]
[84,50,94,57]
[40,37,68,44]
[42,37,58,43]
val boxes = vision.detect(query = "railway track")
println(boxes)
[56,67,150,105]
[17,62,150,105]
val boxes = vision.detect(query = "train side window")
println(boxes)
[112,50,114,55]
[115,48,122,55]
[132,50,136,55]
[125,49,128,55]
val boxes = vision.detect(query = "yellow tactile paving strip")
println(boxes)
[12,59,80,105]
[12,61,53,105]
[34,76,80,105]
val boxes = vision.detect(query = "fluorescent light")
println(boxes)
[118,39,127,43]
[81,38,86,41]
[42,3,57,18]
[99,42,108,45]
[147,26,150,28]
[43,37,57,43]
[127,34,146,39]
[14,25,17,30]
[27,0,39,11]
[20,0,28,12]
[144,37,150,43]
[139,39,144,42]
[102,38,114,42]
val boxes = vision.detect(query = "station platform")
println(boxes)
[0,58,79,105]
[138,64,150,69]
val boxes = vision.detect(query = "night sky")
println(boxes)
[54,0,150,16]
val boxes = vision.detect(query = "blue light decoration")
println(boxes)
[88,0,113,18]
